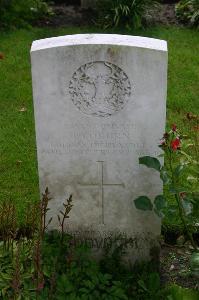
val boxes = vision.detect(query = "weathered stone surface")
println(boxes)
[31,34,167,262]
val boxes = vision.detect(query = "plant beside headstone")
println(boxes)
[0,190,72,299]
[175,0,199,28]
[96,0,160,29]
[134,120,199,275]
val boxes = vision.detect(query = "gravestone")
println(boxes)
[31,34,167,262]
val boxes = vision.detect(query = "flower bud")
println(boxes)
[172,124,177,132]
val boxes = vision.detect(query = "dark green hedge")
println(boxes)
[0,0,51,29]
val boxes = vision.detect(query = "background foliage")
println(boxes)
[175,0,199,28]
[96,0,159,29]
[0,0,51,28]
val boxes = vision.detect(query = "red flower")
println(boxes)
[0,52,4,60]
[171,137,180,151]
[172,124,177,132]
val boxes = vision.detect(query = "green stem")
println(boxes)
[175,193,196,250]
[168,149,197,250]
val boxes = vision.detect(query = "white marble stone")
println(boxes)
[31,34,167,261]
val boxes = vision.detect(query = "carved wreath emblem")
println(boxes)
[69,61,131,117]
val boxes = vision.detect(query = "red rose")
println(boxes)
[172,124,177,132]
[171,137,180,151]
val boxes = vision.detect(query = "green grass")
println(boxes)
[0,25,199,221]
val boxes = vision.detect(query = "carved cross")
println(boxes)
[78,161,125,225]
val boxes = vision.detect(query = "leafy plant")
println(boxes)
[57,194,73,243]
[175,0,199,28]
[100,234,134,277]
[123,263,167,300]
[134,123,199,250]
[96,0,159,29]
[137,272,162,299]
[0,188,73,299]
[0,201,17,250]
[57,248,128,300]
[165,284,199,300]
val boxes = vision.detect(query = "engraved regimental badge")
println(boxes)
[69,61,131,117]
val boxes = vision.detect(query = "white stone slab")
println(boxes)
[31,34,167,262]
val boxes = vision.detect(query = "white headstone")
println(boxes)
[31,34,167,262]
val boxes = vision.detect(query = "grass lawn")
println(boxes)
[0,25,199,223]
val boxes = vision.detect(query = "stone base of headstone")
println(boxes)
[67,229,160,265]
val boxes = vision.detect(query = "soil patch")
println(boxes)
[160,244,199,290]
[153,4,178,26]
[36,5,95,27]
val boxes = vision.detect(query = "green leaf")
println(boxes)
[139,156,161,172]
[160,169,171,184]
[167,284,199,300]
[83,280,95,289]
[138,280,148,292]
[187,176,198,182]
[182,199,193,216]
[148,272,160,292]
[154,195,167,211]
[169,186,186,194]
[174,164,185,177]
[134,196,153,211]
[154,208,164,218]
[167,206,178,216]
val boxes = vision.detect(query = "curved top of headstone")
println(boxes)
[31,34,167,52]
